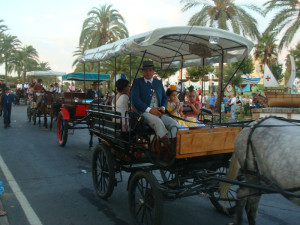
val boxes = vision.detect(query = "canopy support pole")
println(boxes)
[219,52,224,124]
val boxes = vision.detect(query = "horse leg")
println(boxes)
[38,111,41,127]
[50,111,53,130]
[89,131,93,150]
[44,111,47,129]
[245,194,261,225]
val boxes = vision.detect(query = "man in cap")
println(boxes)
[1,87,15,128]
[86,82,104,99]
[131,61,179,161]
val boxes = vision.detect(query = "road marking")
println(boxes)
[0,154,43,225]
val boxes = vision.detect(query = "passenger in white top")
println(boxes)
[112,78,131,131]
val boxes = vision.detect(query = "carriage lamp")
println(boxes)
[74,97,79,103]
[209,36,219,45]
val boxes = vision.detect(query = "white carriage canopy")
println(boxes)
[78,26,254,68]
[26,71,66,76]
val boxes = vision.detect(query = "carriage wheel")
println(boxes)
[209,162,238,215]
[32,109,37,125]
[128,170,163,225]
[92,144,115,199]
[57,112,68,146]
[27,106,31,122]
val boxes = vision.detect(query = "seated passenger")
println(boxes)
[184,88,201,119]
[86,82,104,99]
[112,78,130,131]
[166,85,183,118]
[131,61,180,160]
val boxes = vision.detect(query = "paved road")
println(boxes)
[0,105,299,225]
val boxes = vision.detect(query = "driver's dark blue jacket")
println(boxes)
[131,78,168,114]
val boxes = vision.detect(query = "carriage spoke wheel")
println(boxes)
[209,162,238,215]
[27,106,31,122]
[128,170,163,225]
[92,144,115,199]
[57,112,68,147]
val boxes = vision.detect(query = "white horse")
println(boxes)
[225,117,300,225]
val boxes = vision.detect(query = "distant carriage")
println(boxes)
[57,72,110,147]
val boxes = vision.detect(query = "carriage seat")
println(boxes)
[62,92,86,109]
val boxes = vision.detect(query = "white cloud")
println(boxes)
[23,17,36,23]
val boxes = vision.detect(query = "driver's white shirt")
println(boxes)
[17,84,22,89]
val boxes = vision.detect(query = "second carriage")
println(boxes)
[57,72,110,147]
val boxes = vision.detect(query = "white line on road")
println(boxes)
[0,154,43,225]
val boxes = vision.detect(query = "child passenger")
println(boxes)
[184,89,201,119]
[166,85,183,118]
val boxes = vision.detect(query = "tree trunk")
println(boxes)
[23,70,27,82]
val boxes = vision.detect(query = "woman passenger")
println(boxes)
[112,79,130,131]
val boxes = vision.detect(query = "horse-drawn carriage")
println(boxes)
[57,72,110,147]
[77,26,300,225]
[26,71,65,128]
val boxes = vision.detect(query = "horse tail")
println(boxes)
[218,153,240,214]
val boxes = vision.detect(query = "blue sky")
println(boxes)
[0,0,299,75]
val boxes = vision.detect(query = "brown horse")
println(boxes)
[37,92,54,129]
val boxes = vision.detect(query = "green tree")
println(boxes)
[254,32,278,66]
[0,34,21,79]
[36,62,51,71]
[180,0,261,39]
[269,61,284,82]
[223,63,243,95]
[186,65,214,79]
[0,19,8,34]
[79,4,129,50]
[231,57,255,75]
[264,0,300,51]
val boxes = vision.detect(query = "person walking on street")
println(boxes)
[229,94,237,121]
[1,87,15,128]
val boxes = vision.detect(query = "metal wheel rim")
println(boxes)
[95,150,110,195]
[132,177,156,225]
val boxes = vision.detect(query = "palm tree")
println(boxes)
[180,0,261,40]
[37,62,51,71]
[264,0,300,51]
[0,19,8,34]
[9,46,40,81]
[79,4,129,50]
[0,34,21,79]
[21,45,39,81]
[254,32,278,67]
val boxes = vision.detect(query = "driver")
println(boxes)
[32,79,45,108]
[131,61,179,160]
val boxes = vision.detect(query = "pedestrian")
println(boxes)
[1,87,15,128]
[211,82,216,94]
[223,95,228,114]
[229,94,237,121]
[209,92,216,114]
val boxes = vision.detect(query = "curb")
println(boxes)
[0,198,9,225]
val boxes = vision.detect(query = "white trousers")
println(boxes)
[142,113,179,138]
